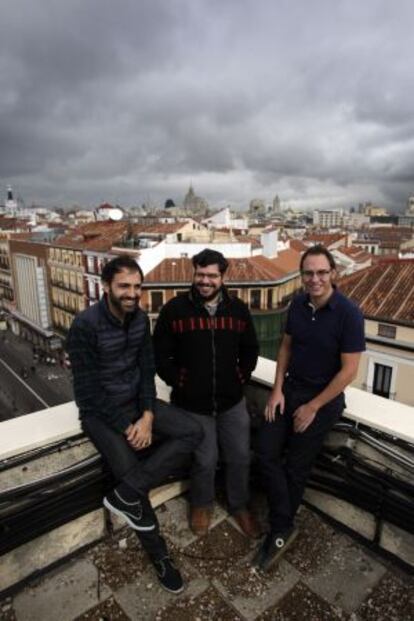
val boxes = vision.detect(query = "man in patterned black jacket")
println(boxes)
[67,255,202,593]
[153,249,260,539]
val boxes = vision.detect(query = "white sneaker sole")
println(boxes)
[103,497,156,531]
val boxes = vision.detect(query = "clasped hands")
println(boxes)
[125,410,154,450]
[264,390,317,433]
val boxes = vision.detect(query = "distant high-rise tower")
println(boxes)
[272,195,281,214]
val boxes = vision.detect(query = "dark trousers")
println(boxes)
[176,398,251,512]
[82,399,203,561]
[256,378,344,533]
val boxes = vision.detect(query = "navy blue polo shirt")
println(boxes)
[285,287,365,386]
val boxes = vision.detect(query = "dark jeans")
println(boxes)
[82,399,203,561]
[256,378,344,533]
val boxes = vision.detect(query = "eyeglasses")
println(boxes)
[301,269,331,280]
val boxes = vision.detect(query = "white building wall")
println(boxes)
[164,242,253,259]
[36,267,51,328]
[15,255,41,325]
[261,229,278,258]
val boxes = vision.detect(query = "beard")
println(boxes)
[108,290,139,314]
[195,283,221,302]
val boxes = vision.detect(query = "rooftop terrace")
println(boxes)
[1,361,413,620]
[1,497,413,620]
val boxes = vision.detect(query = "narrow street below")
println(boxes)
[0,331,74,421]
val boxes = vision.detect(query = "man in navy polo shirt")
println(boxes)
[253,245,365,570]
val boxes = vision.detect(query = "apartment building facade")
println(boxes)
[48,243,86,335]
[0,234,13,312]
[340,259,414,406]
[8,239,57,351]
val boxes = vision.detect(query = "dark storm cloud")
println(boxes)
[1,0,414,209]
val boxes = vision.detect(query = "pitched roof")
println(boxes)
[303,232,347,247]
[229,256,285,281]
[360,226,412,241]
[0,216,32,231]
[289,239,308,252]
[144,255,290,285]
[53,221,128,251]
[336,245,372,263]
[131,222,185,235]
[339,260,414,324]
[270,248,301,274]
[233,234,262,248]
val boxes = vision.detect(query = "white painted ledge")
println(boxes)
[0,358,413,461]
[251,358,414,444]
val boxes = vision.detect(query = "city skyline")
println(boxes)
[1,1,414,210]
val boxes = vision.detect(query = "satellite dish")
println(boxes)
[109,207,123,221]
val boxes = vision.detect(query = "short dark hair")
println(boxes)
[101,255,144,284]
[300,244,336,272]
[192,249,229,275]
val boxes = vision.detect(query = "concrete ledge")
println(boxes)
[251,358,414,443]
[0,377,171,461]
[0,509,105,593]
[1,359,413,462]
[304,488,414,569]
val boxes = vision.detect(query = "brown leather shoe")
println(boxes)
[233,510,262,539]
[190,507,212,536]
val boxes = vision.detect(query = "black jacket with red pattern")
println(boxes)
[153,285,259,415]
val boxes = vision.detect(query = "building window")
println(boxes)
[150,291,164,313]
[373,363,392,399]
[88,280,96,300]
[70,271,77,291]
[267,289,273,309]
[77,273,84,293]
[377,323,396,339]
[250,289,261,309]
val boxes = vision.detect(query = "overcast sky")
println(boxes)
[1,0,413,211]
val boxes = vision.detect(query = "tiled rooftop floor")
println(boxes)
[1,498,413,621]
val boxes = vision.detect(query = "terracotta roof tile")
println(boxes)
[53,221,128,251]
[228,256,286,281]
[336,246,372,263]
[303,232,347,247]
[339,260,414,324]
[144,255,290,284]
[234,235,262,248]
[289,239,308,252]
[131,222,185,235]
[270,248,301,274]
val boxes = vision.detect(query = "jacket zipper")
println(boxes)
[211,315,217,416]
